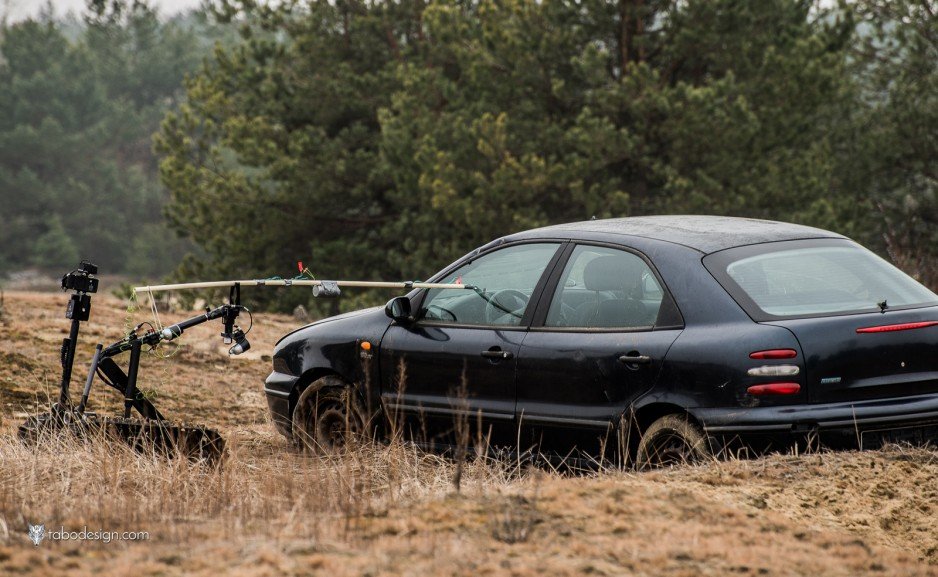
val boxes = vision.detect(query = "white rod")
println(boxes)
[133,279,471,294]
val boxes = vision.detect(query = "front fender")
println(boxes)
[265,306,391,437]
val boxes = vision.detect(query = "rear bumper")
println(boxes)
[264,371,296,438]
[694,393,938,434]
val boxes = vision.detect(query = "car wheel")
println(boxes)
[292,376,367,452]
[635,414,710,470]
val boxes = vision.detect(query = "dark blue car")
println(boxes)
[264,216,938,467]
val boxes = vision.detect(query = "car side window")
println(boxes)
[545,245,663,329]
[419,243,560,326]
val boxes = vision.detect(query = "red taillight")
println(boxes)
[749,349,798,360]
[747,382,801,396]
[856,321,938,334]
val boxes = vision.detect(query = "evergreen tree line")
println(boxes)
[156,0,936,312]
[1,1,934,313]
[0,0,230,275]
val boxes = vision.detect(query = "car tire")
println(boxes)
[635,414,711,470]
[292,376,368,453]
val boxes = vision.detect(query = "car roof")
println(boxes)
[514,215,847,254]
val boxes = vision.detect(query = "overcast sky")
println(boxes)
[3,0,204,22]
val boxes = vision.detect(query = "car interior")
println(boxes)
[546,251,662,329]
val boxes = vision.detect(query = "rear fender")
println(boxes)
[640,321,806,411]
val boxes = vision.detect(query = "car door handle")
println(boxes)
[481,349,514,360]
[618,353,652,365]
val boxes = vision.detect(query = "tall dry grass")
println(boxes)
[0,422,528,547]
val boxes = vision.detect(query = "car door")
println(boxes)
[380,242,564,450]
[515,243,684,458]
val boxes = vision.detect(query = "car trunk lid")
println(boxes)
[766,307,938,403]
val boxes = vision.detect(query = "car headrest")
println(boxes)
[583,255,644,292]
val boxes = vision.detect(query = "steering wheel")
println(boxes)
[484,289,529,325]
[425,304,457,322]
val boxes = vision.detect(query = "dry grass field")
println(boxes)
[0,290,936,576]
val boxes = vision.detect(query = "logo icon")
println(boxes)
[28,523,45,546]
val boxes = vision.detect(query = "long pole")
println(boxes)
[133,279,472,294]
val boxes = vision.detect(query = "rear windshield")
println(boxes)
[705,240,938,319]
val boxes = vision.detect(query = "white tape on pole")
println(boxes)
[132,279,471,294]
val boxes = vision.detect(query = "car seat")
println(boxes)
[572,255,650,328]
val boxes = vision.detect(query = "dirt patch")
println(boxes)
[0,350,50,415]
[0,351,38,373]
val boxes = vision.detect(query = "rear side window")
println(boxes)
[705,240,938,320]
[544,245,663,329]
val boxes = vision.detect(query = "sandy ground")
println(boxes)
[0,290,935,576]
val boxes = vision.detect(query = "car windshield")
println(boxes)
[719,244,938,318]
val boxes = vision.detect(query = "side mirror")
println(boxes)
[385,296,413,323]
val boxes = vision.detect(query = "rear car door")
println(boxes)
[515,243,684,457]
[380,242,563,450]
